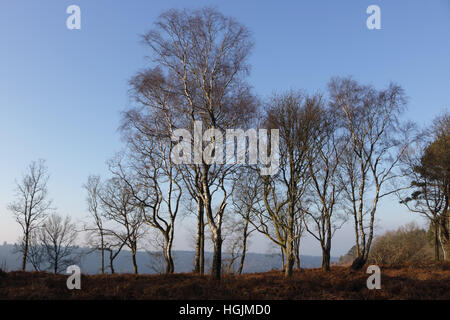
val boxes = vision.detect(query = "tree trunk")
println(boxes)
[294,238,301,270]
[101,234,105,274]
[444,244,450,261]
[322,232,332,271]
[200,222,205,275]
[165,236,175,274]
[201,164,222,280]
[22,232,29,271]
[442,212,450,261]
[439,230,450,261]
[54,255,58,274]
[434,222,440,261]
[164,251,174,274]
[110,254,115,274]
[284,237,294,277]
[439,237,447,261]
[238,219,249,275]
[321,246,331,272]
[131,249,138,274]
[211,231,222,280]
[194,198,204,274]
[295,254,301,270]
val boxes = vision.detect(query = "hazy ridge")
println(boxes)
[0,243,337,274]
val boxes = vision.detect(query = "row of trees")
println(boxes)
[6,7,449,279]
[7,160,78,273]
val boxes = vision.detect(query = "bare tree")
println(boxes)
[131,7,257,280]
[39,213,78,274]
[221,216,243,275]
[119,111,183,274]
[292,216,305,270]
[99,175,146,274]
[25,229,45,271]
[251,91,319,277]
[83,175,129,274]
[8,159,52,271]
[329,76,408,270]
[304,103,346,271]
[83,175,107,273]
[231,169,259,274]
[182,170,206,275]
[103,234,128,274]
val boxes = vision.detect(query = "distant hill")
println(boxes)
[0,243,337,274]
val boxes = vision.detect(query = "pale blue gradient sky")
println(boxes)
[0,1,449,256]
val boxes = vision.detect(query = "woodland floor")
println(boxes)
[1,262,450,300]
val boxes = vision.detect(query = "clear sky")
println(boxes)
[0,0,449,256]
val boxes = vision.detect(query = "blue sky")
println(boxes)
[0,0,449,256]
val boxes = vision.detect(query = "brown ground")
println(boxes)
[1,262,450,300]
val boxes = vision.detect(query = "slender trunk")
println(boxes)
[200,221,205,275]
[211,230,222,280]
[164,250,174,273]
[238,246,247,275]
[22,232,29,271]
[201,164,222,280]
[238,220,249,275]
[110,253,115,274]
[295,251,300,270]
[322,219,332,271]
[439,236,447,261]
[440,232,450,261]
[442,210,450,261]
[353,213,360,257]
[194,229,200,273]
[285,155,295,278]
[131,249,138,274]
[365,196,379,262]
[294,237,301,270]
[194,198,204,274]
[165,234,175,274]
[100,234,105,274]
[434,222,440,261]
[54,254,58,274]
[322,246,331,272]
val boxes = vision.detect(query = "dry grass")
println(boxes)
[1,262,450,300]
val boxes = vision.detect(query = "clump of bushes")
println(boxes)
[368,223,433,266]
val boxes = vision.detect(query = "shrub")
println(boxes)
[368,223,433,265]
